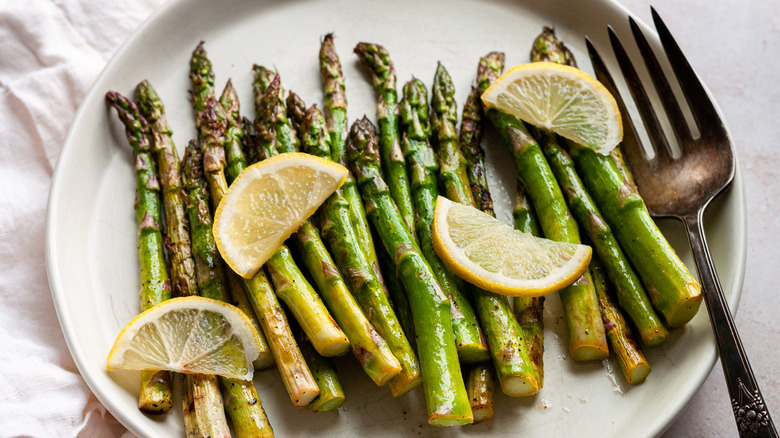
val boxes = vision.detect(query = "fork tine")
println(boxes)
[628,16,691,142]
[651,7,725,140]
[585,38,649,172]
[608,25,674,165]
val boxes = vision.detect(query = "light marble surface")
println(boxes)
[617,1,780,436]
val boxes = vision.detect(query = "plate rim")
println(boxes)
[44,0,748,436]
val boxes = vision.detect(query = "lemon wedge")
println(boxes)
[107,296,262,380]
[481,62,622,154]
[213,152,348,278]
[432,196,591,296]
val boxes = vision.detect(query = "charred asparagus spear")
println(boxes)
[354,42,417,236]
[182,141,231,303]
[189,41,215,131]
[243,269,320,407]
[252,65,299,153]
[183,374,231,438]
[590,250,651,384]
[221,378,274,438]
[512,188,545,385]
[182,142,273,437]
[250,76,350,357]
[299,106,403,387]
[321,38,420,392]
[430,63,476,207]
[533,27,702,327]
[291,320,346,413]
[399,78,488,363]
[466,364,495,424]
[348,118,472,426]
[219,80,247,186]
[322,36,412,355]
[320,35,385,284]
[135,80,198,298]
[530,27,669,346]
[286,91,307,133]
[106,91,172,414]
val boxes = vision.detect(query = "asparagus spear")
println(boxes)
[183,374,231,438]
[321,37,395,296]
[347,118,472,426]
[299,106,403,387]
[252,65,299,153]
[243,271,320,407]
[292,321,346,413]
[372,224,417,351]
[532,27,702,327]
[354,42,416,236]
[221,379,274,438]
[106,91,173,414]
[182,141,231,303]
[530,27,669,346]
[512,184,543,238]
[189,41,215,132]
[512,188,545,386]
[182,142,273,437]
[252,77,350,357]
[590,251,651,384]
[189,50,274,368]
[530,27,577,67]
[459,85,493,213]
[286,91,307,133]
[466,364,495,424]
[219,80,246,186]
[135,80,198,297]
[399,78,489,364]
[430,62,475,207]
[320,35,377,262]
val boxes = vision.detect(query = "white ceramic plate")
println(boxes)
[46,0,746,436]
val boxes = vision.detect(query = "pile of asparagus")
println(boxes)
[107,27,702,433]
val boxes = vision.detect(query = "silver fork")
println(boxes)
[585,8,776,437]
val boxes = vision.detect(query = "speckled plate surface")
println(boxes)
[46,0,746,436]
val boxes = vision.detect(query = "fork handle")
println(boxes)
[683,210,777,437]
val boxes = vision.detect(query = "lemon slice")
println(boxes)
[481,62,622,155]
[432,197,591,296]
[107,297,262,380]
[213,152,348,278]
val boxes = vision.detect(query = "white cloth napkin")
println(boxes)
[0,1,163,436]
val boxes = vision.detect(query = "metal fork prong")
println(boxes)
[651,7,724,140]
[608,25,674,165]
[585,37,648,172]
[628,16,691,142]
